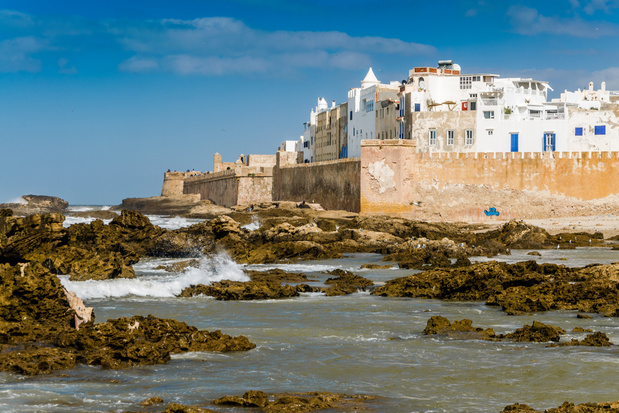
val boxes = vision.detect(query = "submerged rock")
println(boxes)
[422,316,495,340]
[323,269,374,296]
[213,390,376,412]
[501,400,619,412]
[179,280,302,300]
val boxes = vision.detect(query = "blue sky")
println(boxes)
[1,0,618,204]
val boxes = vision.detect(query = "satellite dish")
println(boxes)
[419,77,426,91]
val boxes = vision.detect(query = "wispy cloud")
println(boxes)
[507,4,619,37]
[114,17,435,75]
[0,36,47,72]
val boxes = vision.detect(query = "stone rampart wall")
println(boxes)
[183,168,273,207]
[273,157,361,212]
[361,139,619,214]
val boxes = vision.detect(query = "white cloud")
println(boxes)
[58,57,77,74]
[0,36,46,72]
[507,5,619,37]
[118,56,159,72]
[113,17,435,76]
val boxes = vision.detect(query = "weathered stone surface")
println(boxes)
[323,269,374,296]
[213,391,376,412]
[179,280,301,300]
[501,401,619,412]
[422,316,495,340]
[0,261,255,376]
[499,321,566,342]
[163,403,218,413]
[374,260,619,316]
[0,195,69,216]
[548,331,613,347]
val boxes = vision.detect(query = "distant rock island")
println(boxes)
[0,195,68,216]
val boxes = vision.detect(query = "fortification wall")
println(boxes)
[161,172,187,197]
[361,139,619,215]
[273,156,361,212]
[182,167,273,207]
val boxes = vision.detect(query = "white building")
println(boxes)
[400,61,618,154]
[347,68,401,158]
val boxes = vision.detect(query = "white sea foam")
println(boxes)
[60,253,248,299]
[63,216,113,228]
[242,216,261,231]
[146,215,204,230]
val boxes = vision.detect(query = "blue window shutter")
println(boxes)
[543,134,546,151]
[552,133,556,151]
[575,127,583,136]
[415,103,420,112]
[595,125,606,135]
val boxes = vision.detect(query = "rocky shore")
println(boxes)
[2,200,619,411]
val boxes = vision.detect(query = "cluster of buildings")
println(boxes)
[282,60,619,162]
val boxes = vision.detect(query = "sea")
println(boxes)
[2,207,619,412]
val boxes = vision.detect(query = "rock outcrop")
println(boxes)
[0,195,69,216]
[374,260,619,316]
[0,261,255,376]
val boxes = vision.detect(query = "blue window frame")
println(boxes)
[595,125,606,135]
[575,127,583,136]
[414,103,420,112]
[350,111,353,120]
[510,133,518,152]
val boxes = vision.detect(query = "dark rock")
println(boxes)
[323,269,374,296]
[548,331,613,347]
[213,391,376,412]
[0,195,68,216]
[498,321,565,342]
[422,316,495,340]
[140,396,165,406]
[163,403,218,413]
[360,263,392,269]
[179,280,300,300]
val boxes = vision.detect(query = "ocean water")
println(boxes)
[2,215,619,412]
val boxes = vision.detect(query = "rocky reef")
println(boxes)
[423,316,612,346]
[373,260,619,316]
[0,261,254,376]
[0,195,69,216]
[501,400,619,412]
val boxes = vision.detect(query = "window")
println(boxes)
[595,125,606,135]
[460,76,472,89]
[544,132,556,151]
[429,130,437,146]
[465,130,474,145]
[575,127,583,136]
[350,111,353,121]
[487,129,494,135]
[303,141,309,148]
[469,101,477,111]
[414,103,421,112]
[483,111,495,119]
[447,130,454,145]
[366,100,374,112]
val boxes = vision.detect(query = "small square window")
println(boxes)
[595,125,606,135]
[483,111,494,119]
[575,127,583,136]
[487,129,494,135]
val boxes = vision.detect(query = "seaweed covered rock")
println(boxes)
[498,321,565,342]
[213,391,376,412]
[374,260,619,316]
[179,280,301,300]
[548,331,613,347]
[501,401,619,412]
[0,262,255,376]
[323,269,374,296]
[422,316,495,340]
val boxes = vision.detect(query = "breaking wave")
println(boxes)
[59,253,248,299]
[146,215,204,230]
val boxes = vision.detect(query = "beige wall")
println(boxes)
[361,139,619,214]
[315,106,342,162]
[183,169,273,207]
[161,172,186,197]
[273,156,361,212]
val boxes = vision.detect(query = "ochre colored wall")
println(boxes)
[184,170,239,207]
[161,172,186,197]
[361,139,619,214]
[273,158,361,212]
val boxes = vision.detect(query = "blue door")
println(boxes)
[510,133,518,152]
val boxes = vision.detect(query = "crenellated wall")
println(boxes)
[361,139,619,214]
